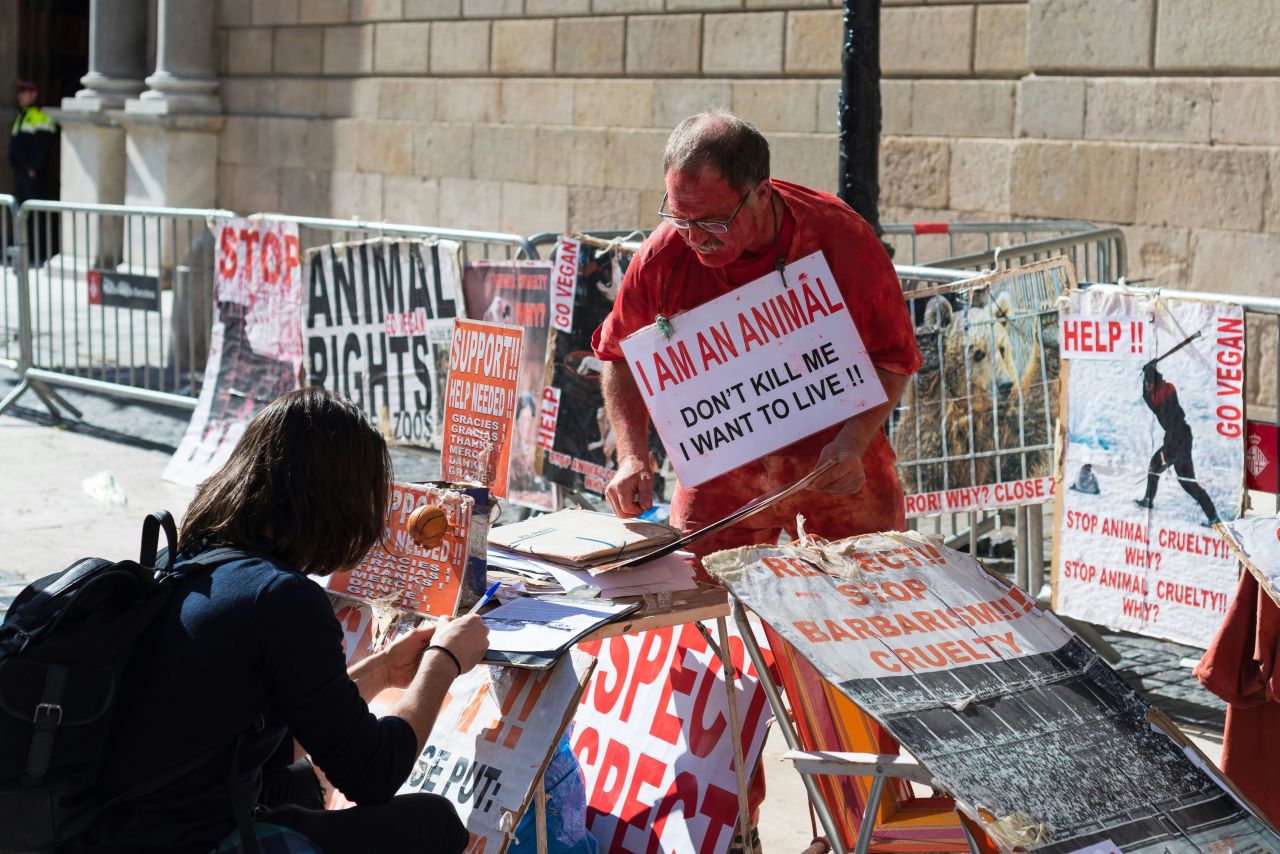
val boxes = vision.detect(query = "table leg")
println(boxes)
[716,615,753,850]
[535,778,548,854]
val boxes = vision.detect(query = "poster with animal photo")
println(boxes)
[164,217,302,486]
[461,260,555,510]
[537,236,671,498]
[890,258,1072,516]
[1052,286,1246,648]
[305,238,462,448]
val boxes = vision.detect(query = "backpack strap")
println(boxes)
[139,512,179,571]
[25,663,68,778]
[228,716,266,854]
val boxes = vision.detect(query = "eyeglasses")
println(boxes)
[657,186,755,235]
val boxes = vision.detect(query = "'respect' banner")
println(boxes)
[707,532,1280,853]
[1052,287,1246,648]
[164,217,302,486]
[304,238,462,448]
[572,622,772,854]
[892,258,1071,517]
[461,260,555,509]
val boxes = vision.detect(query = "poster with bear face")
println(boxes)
[1052,286,1246,648]
[890,258,1073,516]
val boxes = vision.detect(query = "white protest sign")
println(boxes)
[550,234,579,334]
[1053,287,1246,647]
[619,250,885,487]
[572,623,772,854]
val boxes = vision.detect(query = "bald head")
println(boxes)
[662,111,770,192]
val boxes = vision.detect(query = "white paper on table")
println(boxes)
[546,551,696,595]
[482,597,636,654]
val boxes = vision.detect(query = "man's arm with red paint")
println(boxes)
[809,368,910,496]
[602,361,656,517]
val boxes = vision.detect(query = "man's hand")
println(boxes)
[428,614,489,674]
[810,431,866,496]
[605,453,654,518]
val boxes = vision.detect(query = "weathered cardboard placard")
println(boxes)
[461,260,556,510]
[440,320,523,498]
[572,622,772,854]
[304,238,462,447]
[164,217,302,486]
[327,483,478,618]
[1053,287,1246,647]
[892,258,1070,517]
[620,250,885,488]
[399,653,595,854]
[706,531,1280,853]
[1219,514,1280,608]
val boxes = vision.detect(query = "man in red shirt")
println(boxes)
[593,111,921,561]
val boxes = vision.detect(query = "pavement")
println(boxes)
[0,373,1234,852]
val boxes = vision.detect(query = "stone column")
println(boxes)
[68,0,149,111]
[131,0,221,116]
[51,0,148,270]
[122,0,223,273]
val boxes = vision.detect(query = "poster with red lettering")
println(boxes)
[1052,287,1246,647]
[461,260,555,509]
[304,238,463,448]
[892,258,1071,516]
[164,217,302,486]
[619,250,885,488]
[398,653,595,854]
[706,532,1280,853]
[439,320,523,498]
[571,622,773,854]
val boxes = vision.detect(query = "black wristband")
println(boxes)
[426,644,462,676]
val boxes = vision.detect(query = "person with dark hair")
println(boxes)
[1134,364,1220,524]
[64,387,488,854]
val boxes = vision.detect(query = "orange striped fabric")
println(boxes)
[764,624,995,853]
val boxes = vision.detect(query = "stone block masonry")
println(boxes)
[210,0,1280,337]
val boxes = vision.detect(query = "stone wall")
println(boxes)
[214,0,1279,413]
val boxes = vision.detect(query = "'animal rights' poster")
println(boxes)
[164,217,302,486]
[1053,286,1246,648]
[461,260,555,509]
[304,238,462,448]
[707,531,1280,853]
[538,236,671,498]
[890,258,1071,516]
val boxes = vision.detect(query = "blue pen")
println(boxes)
[466,581,501,616]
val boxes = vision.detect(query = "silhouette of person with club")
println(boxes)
[1134,362,1220,525]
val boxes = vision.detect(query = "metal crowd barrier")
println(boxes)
[0,203,538,420]
[1,200,235,417]
[881,220,1097,267]
[0,195,18,372]
[278,213,536,263]
[934,227,1128,285]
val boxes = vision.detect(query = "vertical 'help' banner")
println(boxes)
[572,623,772,854]
[164,217,302,486]
[440,320,524,497]
[619,250,884,487]
[1053,287,1246,648]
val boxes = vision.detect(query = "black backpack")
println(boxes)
[0,512,263,854]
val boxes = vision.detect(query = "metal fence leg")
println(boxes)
[1028,503,1045,598]
[1014,505,1029,591]
[731,600,849,854]
[0,236,58,419]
